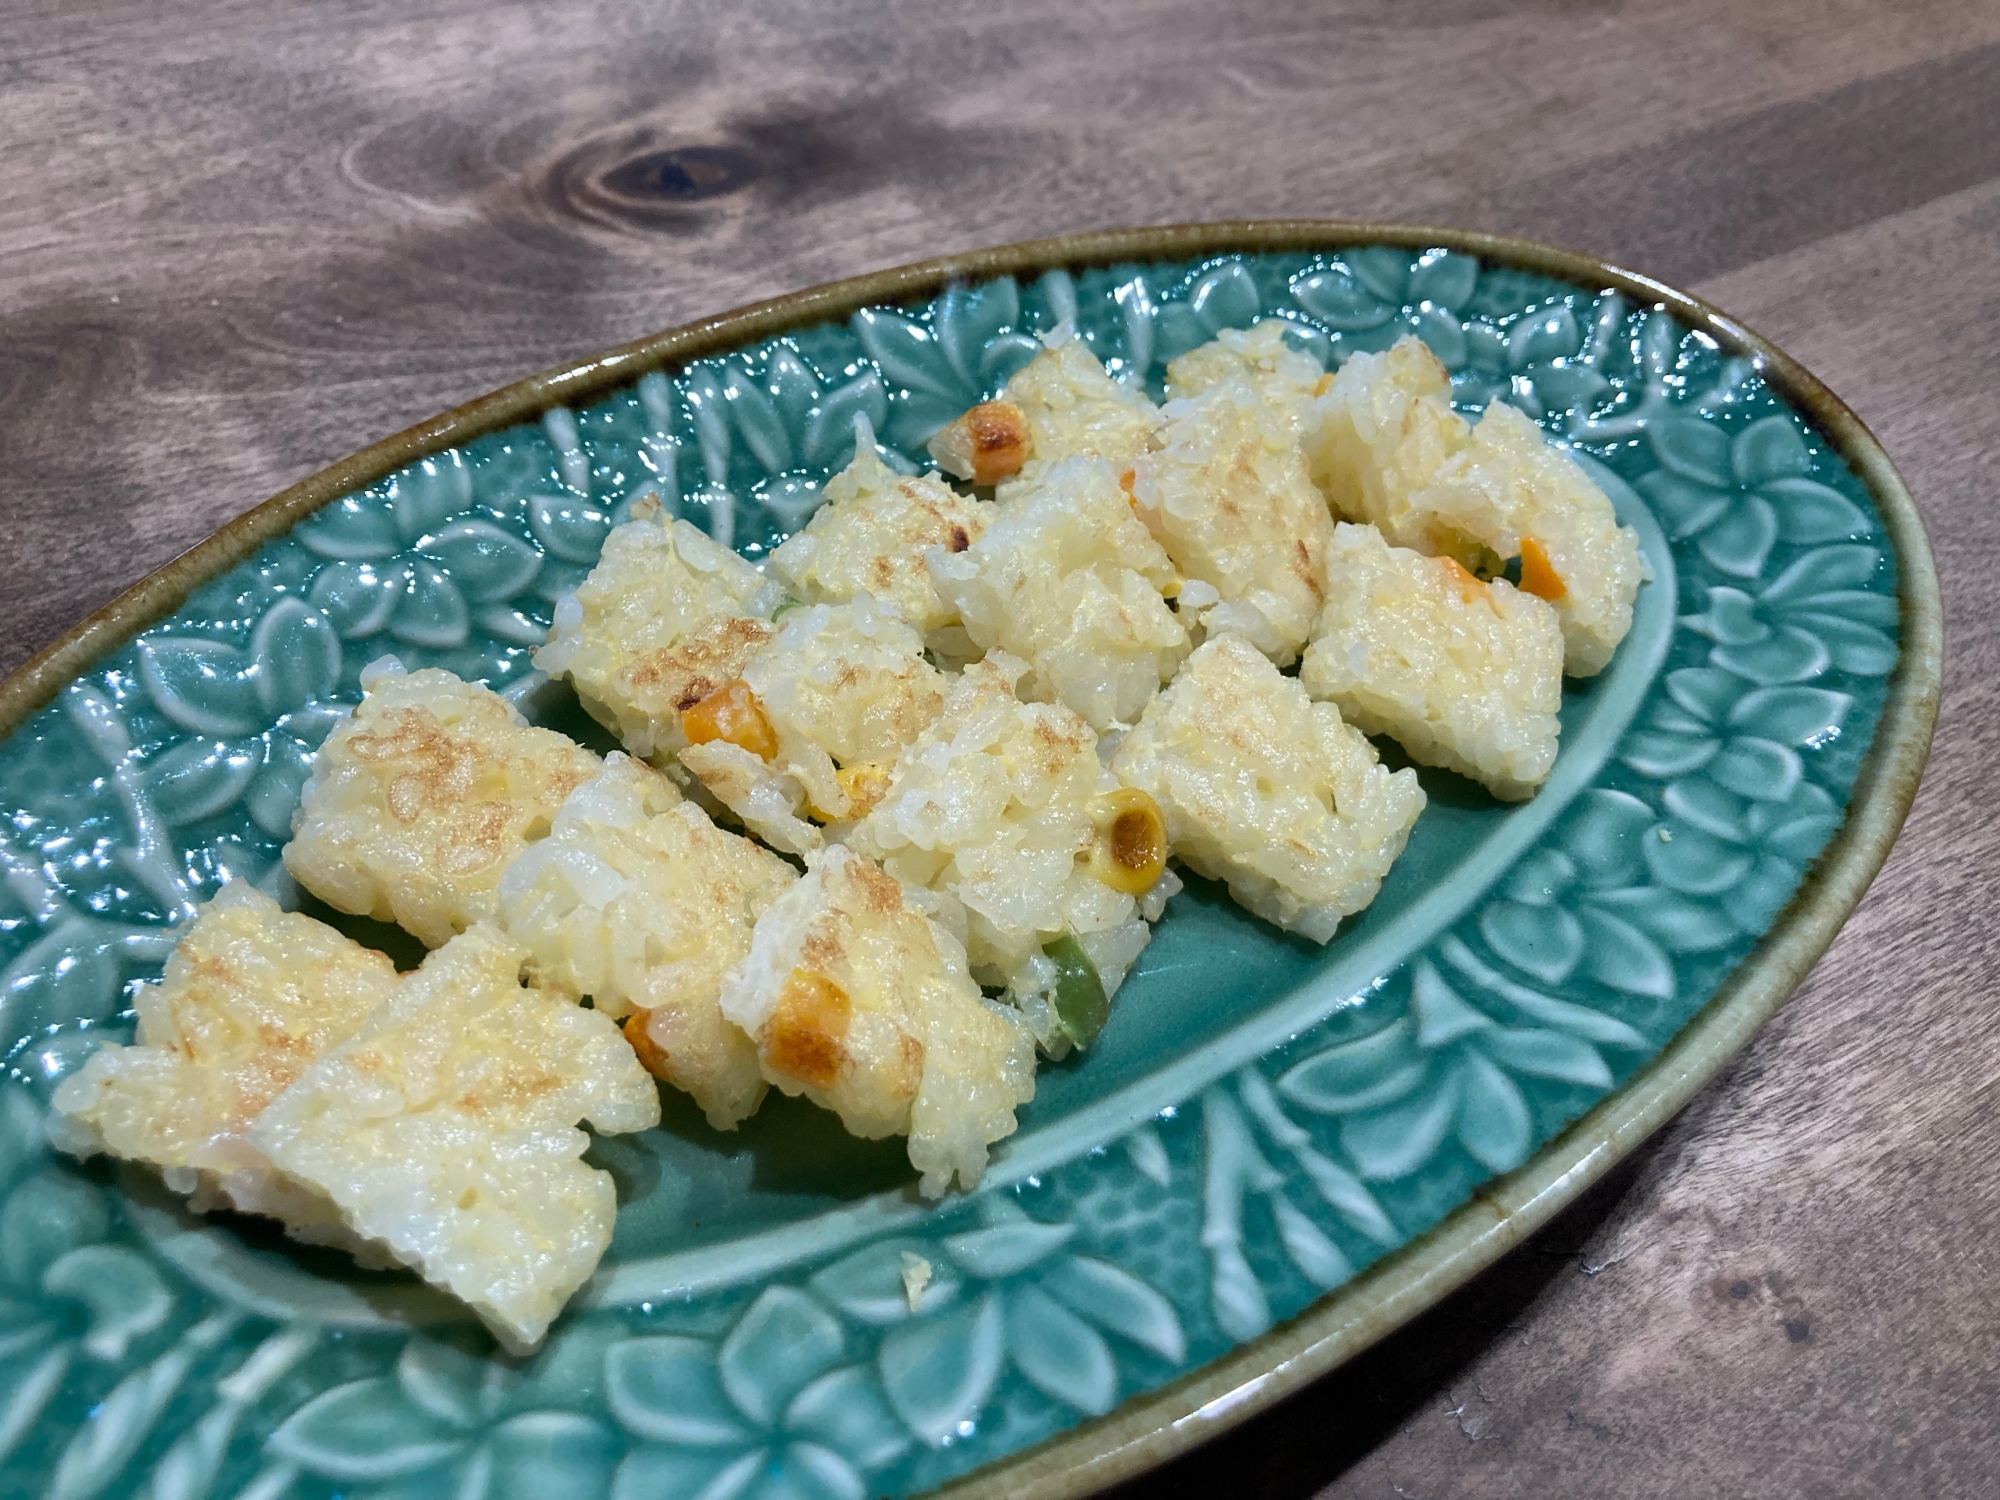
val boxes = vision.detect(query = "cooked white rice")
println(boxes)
[768,449,994,638]
[49,880,400,1259]
[497,753,795,1130]
[1301,523,1564,800]
[717,843,1036,1197]
[249,922,659,1354]
[993,333,1160,494]
[1307,335,1641,676]
[534,499,787,759]
[1164,319,1328,405]
[1129,364,1334,666]
[1302,334,1467,545]
[844,653,1168,1021]
[927,455,1189,732]
[1111,634,1425,943]
[283,663,601,948]
[678,594,947,854]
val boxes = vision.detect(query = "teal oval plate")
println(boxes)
[0,225,1938,1500]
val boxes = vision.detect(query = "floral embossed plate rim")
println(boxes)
[0,224,1940,1500]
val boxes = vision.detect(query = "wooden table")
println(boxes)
[3,2,1994,1493]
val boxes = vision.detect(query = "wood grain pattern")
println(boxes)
[2,1,1995,1493]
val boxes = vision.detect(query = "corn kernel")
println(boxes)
[1089,786,1168,894]
[763,968,853,1092]
[680,680,778,762]
[929,400,1031,486]
[834,761,893,820]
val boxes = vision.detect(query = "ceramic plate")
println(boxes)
[0,224,1938,1500]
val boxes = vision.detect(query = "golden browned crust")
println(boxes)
[849,856,906,916]
[621,1010,673,1081]
[284,672,604,948]
[764,968,853,1091]
[628,615,775,714]
[930,400,1031,486]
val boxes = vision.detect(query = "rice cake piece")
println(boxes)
[1112,635,1425,943]
[1303,524,1563,800]
[283,663,601,949]
[249,923,659,1353]
[498,753,795,1130]
[769,449,994,637]
[677,594,948,855]
[1164,319,1327,405]
[718,843,1035,1197]
[1308,336,1641,676]
[49,881,399,1252]
[846,653,1174,1036]
[534,500,787,759]
[1421,400,1643,676]
[1302,335,1469,543]
[928,455,1189,732]
[1129,368,1334,667]
[991,333,1160,493]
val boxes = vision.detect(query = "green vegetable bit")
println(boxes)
[1044,934,1108,1050]
[770,596,806,622]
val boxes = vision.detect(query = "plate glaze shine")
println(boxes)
[0,246,1898,1500]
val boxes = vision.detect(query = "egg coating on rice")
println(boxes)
[1112,635,1425,943]
[1129,365,1333,666]
[498,753,795,1130]
[1308,335,1641,676]
[1302,523,1564,801]
[927,455,1189,732]
[248,923,659,1354]
[677,594,948,855]
[283,663,601,949]
[1164,319,1328,406]
[1302,335,1468,543]
[846,653,1170,1030]
[988,334,1160,493]
[49,880,399,1254]
[533,500,787,760]
[718,843,1035,1197]
[769,449,993,638]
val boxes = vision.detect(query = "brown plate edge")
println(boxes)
[0,222,1943,1498]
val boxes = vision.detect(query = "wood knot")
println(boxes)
[547,133,763,231]
[602,146,760,204]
